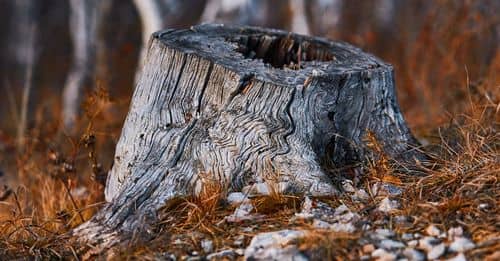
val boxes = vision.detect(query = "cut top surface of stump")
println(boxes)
[153,24,387,87]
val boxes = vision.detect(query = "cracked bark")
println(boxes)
[73,24,424,252]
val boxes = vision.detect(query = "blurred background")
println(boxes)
[0,2,498,251]
[0,0,498,173]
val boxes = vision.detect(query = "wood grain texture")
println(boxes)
[73,24,423,251]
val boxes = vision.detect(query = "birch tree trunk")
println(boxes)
[133,0,207,66]
[62,0,100,130]
[200,0,291,30]
[73,24,423,253]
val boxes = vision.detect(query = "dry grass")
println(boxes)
[0,1,498,259]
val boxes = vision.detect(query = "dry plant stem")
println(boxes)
[73,24,423,251]
[61,181,84,223]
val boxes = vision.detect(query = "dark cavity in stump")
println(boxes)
[228,34,335,69]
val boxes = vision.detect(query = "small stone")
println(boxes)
[244,230,306,260]
[394,215,408,224]
[427,243,446,260]
[372,248,397,261]
[354,189,370,201]
[235,249,245,256]
[407,240,418,248]
[478,203,489,210]
[449,237,475,253]
[233,234,245,247]
[401,233,414,241]
[342,180,356,192]
[312,219,331,229]
[302,196,313,212]
[447,227,463,239]
[226,192,250,206]
[418,236,441,252]
[201,239,213,253]
[363,244,375,253]
[447,253,467,261]
[372,182,403,197]
[425,225,441,237]
[225,202,264,222]
[403,248,425,261]
[242,227,253,232]
[374,228,396,239]
[330,221,356,233]
[243,182,270,195]
[207,249,236,260]
[378,197,399,212]
[379,239,406,249]
[334,204,350,216]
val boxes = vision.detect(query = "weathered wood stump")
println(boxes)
[74,24,423,250]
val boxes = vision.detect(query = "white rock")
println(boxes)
[334,204,350,216]
[425,225,441,237]
[374,228,396,239]
[302,196,313,212]
[403,248,425,261]
[372,182,403,197]
[226,192,250,206]
[478,203,488,210]
[447,227,463,239]
[235,248,245,256]
[71,186,89,199]
[225,202,263,222]
[418,237,440,252]
[449,237,475,253]
[233,234,245,247]
[379,239,406,249]
[353,189,370,201]
[342,180,356,192]
[330,222,356,233]
[407,240,418,248]
[244,230,307,260]
[335,210,360,223]
[371,248,397,261]
[378,197,399,212]
[427,243,446,260]
[447,253,467,261]
[243,182,270,195]
[201,239,213,253]
[402,233,414,241]
[206,249,236,260]
[312,219,331,229]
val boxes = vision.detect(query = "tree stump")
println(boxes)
[74,24,423,250]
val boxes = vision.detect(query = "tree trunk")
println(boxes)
[73,24,423,252]
[62,0,101,130]
[200,0,291,30]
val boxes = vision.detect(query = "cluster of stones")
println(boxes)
[158,182,477,260]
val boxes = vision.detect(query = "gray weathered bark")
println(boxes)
[73,24,423,252]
